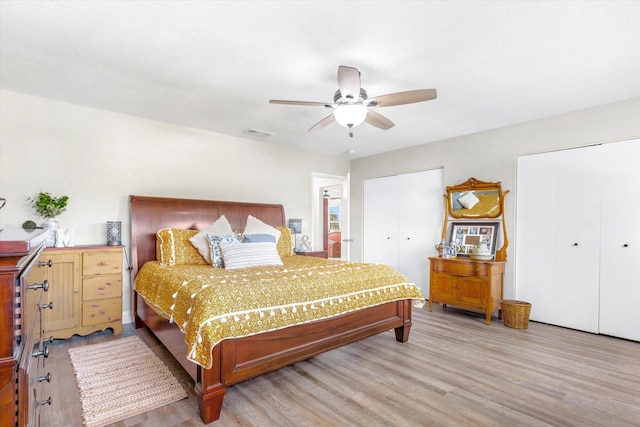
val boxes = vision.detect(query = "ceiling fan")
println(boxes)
[269,65,437,136]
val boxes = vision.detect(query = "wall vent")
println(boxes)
[243,128,273,137]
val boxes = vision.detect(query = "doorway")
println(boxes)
[311,173,349,260]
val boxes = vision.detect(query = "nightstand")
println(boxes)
[295,250,328,259]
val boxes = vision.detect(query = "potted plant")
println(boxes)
[29,192,69,246]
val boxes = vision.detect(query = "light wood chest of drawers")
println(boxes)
[428,256,505,325]
[25,246,123,339]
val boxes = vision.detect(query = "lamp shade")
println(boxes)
[334,104,367,128]
[288,218,302,234]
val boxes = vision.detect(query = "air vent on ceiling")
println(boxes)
[243,128,273,138]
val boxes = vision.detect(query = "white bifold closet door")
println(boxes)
[598,140,640,341]
[516,139,640,341]
[363,169,443,296]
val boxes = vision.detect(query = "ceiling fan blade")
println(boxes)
[337,66,361,101]
[367,89,437,107]
[365,110,395,130]
[270,100,332,107]
[308,114,336,132]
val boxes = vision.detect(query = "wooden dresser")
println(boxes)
[25,246,123,339]
[0,228,50,426]
[428,256,505,325]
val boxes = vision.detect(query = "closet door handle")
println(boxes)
[623,243,629,247]
[572,243,578,246]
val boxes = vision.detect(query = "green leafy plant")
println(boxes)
[30,192,69,218]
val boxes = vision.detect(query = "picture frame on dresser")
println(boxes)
[449,221,500,256]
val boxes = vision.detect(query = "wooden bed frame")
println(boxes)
[129,195,414,424]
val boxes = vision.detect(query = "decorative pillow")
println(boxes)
[189,215,234,263]
[243,233,277,243]
[206,234,240,268]
[276,226,294,257]
[156,228,207,266]
[458,191,480,209]
[219,242,283,270]
[243,215,281,242]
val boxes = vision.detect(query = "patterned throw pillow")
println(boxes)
[156,228,208,266]
[206,234,240,268]
[276,226,294,257]
[219,242,283,270]
[189,216,234,263]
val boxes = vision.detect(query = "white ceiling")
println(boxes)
[2,1,639,159]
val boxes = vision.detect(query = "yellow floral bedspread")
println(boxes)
[135,255,425,369]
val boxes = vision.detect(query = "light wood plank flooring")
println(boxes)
[42,306,640,426]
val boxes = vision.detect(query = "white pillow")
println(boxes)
[458,192,480,209]
[189,215,234,263]
[243,215,281,242]
[219,242,283,270]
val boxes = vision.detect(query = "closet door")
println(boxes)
[396,169,444,294]
[363,175,400,268]
[363,169,443,295]
[552,146,601,333]
[516,146,601,332]
[515,151,557,323]
[599,139,640,341]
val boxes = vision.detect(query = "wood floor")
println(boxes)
[42,305,640,427]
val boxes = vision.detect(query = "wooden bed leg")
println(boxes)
[394,321,412,343]
[195,385,226,424]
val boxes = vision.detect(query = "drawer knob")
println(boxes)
[36,397,52,407]
[32,346,49,359]
[41,301,54,310]
[37,373,52,383]
[39,259,53,267]
[28,279,49,292]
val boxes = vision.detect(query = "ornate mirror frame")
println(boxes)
[441,177,510,261]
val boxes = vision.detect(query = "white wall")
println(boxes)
[350,97,640,300]
[0,90,350,323]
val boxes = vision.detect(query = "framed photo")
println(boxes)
[449,222,499,257]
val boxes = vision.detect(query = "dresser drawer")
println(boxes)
[433,260,488,276]
[82,250,122,276]
[82,299,122,326]
[82,275,122,301]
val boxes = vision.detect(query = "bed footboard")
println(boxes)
[136,292,412,424]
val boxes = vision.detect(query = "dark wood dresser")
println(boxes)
[0,228,50,426]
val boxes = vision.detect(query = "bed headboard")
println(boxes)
[129,195,285,278]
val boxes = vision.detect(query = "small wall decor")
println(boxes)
[107,221,121,246]
[449,222,499,257]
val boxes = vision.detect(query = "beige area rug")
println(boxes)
[68,335,187,427]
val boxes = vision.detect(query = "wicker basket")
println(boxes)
[501,300,532,329]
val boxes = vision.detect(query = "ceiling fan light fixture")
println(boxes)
[334,104,367,128]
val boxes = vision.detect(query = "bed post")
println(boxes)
[394,300,413,342]
[195,385,226,424]
[195,345,227,423]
